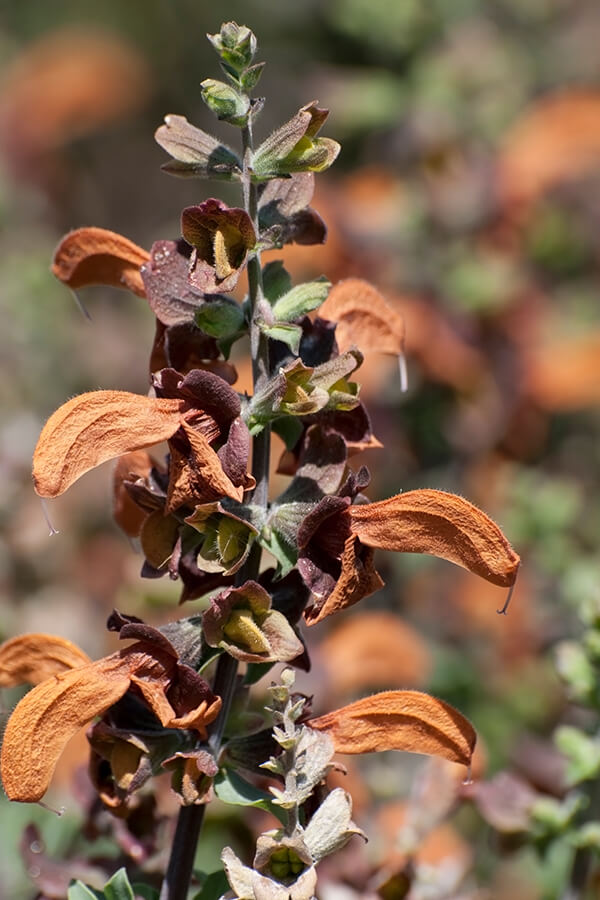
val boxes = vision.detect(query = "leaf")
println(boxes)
[309,690,476,767]
[130,887,159,900]
[272,278,331,322]
[33,391,185,498]
[349,489,520,588]
[103,869,135,900]
[52,228,149,297]
[260,322,302,354]
[0,633,91,687]
[68,883,103,900]
[191,870,230,900]
[155,114,241,179]
[319,278,405,356]
[214,767,281,815]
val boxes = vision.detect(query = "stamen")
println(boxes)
[497,577,517,616]
[36,800,65,817]
[398,352,408,393]
[69,289,92,321]
[40,499,59,536]
[462,764,473,786]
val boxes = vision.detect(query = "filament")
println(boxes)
[69,289,92,321]
[40,499,59,536]
[36,800,65,817]
[398,352,408,393]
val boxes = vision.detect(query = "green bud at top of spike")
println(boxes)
[207,22,257,74]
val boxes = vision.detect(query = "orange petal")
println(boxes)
[52,227,149,296]
[0,634,91,687]
[319,278,405,356]
[1,653,132,801]
[33,391,185,497]
[310,690,476,767]
[349,489,520,588]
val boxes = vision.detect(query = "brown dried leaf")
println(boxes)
[1,654,132,801]
[33,391,185,498]
[310,690,476,767]
[319,278,405,357]
[0,634,91,687]
[318,612,431,696]
[349,489,520,588]
[52,227,149,296]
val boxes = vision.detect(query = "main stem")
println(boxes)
[159,116,270,900]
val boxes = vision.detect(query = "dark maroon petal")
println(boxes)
[218,417,251,485]
[141,239,204,325]
[178,368,241,425]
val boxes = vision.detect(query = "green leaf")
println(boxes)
[262,261,292,303]
[192,869,231,900]
[259,525,298,578]
[68,884,103,900]
[260,322,302,354]
[214,767,277,812]
[195,299,245,338]
[103,869,135,900]
[245,661,275,685]
[272,278,330,322]
[201,79,250,127]
[131,887,159,900]
[241,62,265,92]
[271,415,303,450]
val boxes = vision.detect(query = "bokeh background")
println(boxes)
[3,0,600,897]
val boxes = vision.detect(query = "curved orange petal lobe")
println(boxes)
[52,227,149,296]
[0,634,91,687]
[319,278,405,357]
[1,654,132,802]
[33,391,185,497]
[309,690,476,767]
[349,489,520,588]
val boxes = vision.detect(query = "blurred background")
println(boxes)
[3,0,600,897]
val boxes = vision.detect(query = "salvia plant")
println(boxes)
[0,23,520,900]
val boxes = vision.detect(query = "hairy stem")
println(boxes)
[160,112,270,900]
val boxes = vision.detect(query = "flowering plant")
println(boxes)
[0,22,519,900]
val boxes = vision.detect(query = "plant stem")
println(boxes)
[159,110,270,900]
